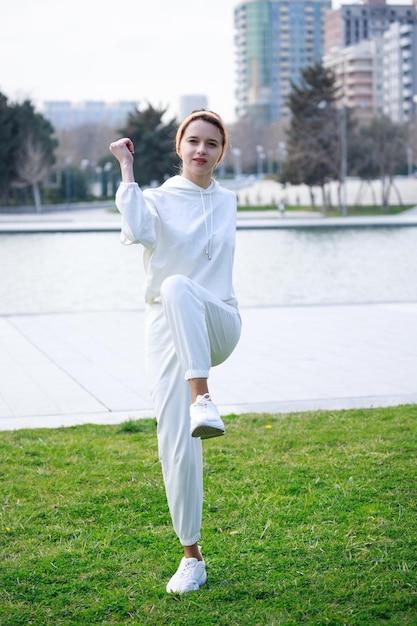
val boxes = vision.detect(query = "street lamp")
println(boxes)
[277,141,287,176]
[340,105,347,216]
[232,148,242,179]
[267,150,274,176]
[407,146,413,177]
[103,162,113,197]
[409,95,417,177]
[256,145,265,178]
[80,159,90,197]
[65,156,72,210]
[317,98,347,215]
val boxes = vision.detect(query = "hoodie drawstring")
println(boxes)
[200,190,213,260]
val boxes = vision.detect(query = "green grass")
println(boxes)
[237,204,414,215]
[324,205,413,217]
[1,406,416,625]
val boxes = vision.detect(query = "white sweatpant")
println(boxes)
[145,275,242,546]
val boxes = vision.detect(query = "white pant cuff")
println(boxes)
[185,369,209,381]
[181,533,201,547]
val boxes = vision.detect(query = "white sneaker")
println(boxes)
[190,394,225,439]
[166,557,207,594]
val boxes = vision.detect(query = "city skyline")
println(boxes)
[0,0,412,123]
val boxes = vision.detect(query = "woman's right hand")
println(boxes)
[109,138,135,183]
[109,138,135,164]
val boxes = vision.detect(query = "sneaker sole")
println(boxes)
[191,425,225,439]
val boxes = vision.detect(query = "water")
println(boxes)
[1,227,416,315]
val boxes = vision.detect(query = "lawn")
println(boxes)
[237,204,413,215]
[1,406,416,625]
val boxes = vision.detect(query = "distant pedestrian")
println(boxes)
[278,199,285,217]
[109,110,241,594]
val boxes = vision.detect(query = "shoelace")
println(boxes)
[196,393,210,404]
[193,394,211,413]
[180,560,198,578]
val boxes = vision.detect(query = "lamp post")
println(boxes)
[317,95,347,215]
[409,94,417,176]
[65,156,72,210]
[277,141,287,176]
[406,146,413,177]
[256,145,265,178]
[339,60,348,216]
[103,162,113,197]
[232,148,242,179]
[340,104,347,216]
[80,159,90,198]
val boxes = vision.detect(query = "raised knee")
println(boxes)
[160,275,191,302]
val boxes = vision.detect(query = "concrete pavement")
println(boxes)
[1,302,417,431]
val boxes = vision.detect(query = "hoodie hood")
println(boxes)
[160,175,219,194]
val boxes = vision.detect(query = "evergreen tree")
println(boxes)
[283,64,342,210]
[120,104,180,187]
[10,99,57,172]
[0,92,15,204]
[0,97,57,207]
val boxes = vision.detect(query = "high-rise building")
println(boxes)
[323,0,417,124]
[323,38,384,121]
[179,95,209,120]
[324,0,417,55]
[234,0,331,124]
[41,101,139,130]
[383,21,417,122]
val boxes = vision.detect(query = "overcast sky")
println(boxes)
[0,0,411,123]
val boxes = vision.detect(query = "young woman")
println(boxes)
[109,110,241,594]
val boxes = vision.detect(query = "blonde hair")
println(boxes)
[175,110,229,165]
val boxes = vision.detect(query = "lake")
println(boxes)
[1,227,416,315]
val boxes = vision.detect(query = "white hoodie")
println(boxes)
[115,175,238,308]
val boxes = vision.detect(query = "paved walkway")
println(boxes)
[1,204,417,233]
[1,201,417,431]
[1,302,417,431]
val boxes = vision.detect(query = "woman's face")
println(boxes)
[178,119,224,187]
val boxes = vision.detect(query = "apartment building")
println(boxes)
[179,95,209,120]
[42,100,139,130]
[234,0,331,124]
[323,1,417,123]
[383,21,417,121]
[323,38,384,121]
[324,0,417,54]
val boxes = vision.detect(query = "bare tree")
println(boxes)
[227,116,265,174]
[13,134,52,212]
[54,123,117,165]
[351,116,407,210]
[227,116,289,176]
[53,123,118,176]
[406,119,417,176]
